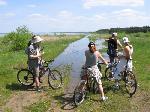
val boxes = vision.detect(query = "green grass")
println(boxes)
[1,32,150,112]
[74,32,150,112]
[24,65,71,112]
[0,35,83,107]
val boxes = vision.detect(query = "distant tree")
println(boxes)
[2,25,32,51]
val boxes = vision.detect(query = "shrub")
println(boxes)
[2,26,32,51]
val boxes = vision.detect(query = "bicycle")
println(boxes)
[73,66,100,106]
[104,58,119,81]
[17,59,63,89]
[105,59,137,97]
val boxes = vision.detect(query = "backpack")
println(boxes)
[107,38,117,56]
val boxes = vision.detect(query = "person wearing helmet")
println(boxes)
[84,42,108,101]
[27,35,44,92]
[113,37,133,89]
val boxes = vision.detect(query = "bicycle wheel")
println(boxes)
[48,69,63,89]
[93,81,99,94]
[97,63,102,72]
[73,82,86,106]
[125,71,137,97]
[17,69,34,86]
[105,67,112,80]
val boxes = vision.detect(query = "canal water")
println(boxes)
[51,36,108,80]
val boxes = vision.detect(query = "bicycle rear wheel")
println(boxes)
[73,82,86,106]
[17,69,34,86]
[48,69,63,89]
[125,71,137,97]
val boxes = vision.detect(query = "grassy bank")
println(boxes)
[24,65,71,112]
[0,35,83,108]
[74,32,150,112]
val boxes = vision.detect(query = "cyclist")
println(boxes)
[105,32,122,64]
[113,37,133,89]
[105,32,122,79]
[27,35,44,91]
[83,42,108,101]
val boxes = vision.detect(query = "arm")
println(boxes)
[29,53,42,59]
[96,51,108,65]
[117,39,123,49]
[28,46,44,59]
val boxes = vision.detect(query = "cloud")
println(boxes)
[17,9,150,32]
[83,0,144,9]
[58,10,73,18]
[5,13,16,17]
[0,0,7,6]
[27,4,37,8]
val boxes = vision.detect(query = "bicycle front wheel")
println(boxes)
[125,71,137,97]
[73,82,86,106]
[17,69,34,87]
[48,69,63,89]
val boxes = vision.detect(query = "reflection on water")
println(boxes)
[51,36,108,78]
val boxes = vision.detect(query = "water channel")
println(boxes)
[51,36,109,87]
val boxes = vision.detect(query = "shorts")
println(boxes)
[81,65,102,85]
[28,60,39,77]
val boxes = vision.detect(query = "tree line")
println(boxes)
[96,26,150,34]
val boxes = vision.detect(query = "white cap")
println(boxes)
[122,37,130,43]
[31,36,43,43]
[112,32,117,37]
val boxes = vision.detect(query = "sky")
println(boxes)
[0,0,150,33]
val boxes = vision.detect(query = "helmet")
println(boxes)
[112,32,117,37]
[122,37,130,43]
[88,42,95,47]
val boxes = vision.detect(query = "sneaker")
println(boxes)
[36,87,41,92]
[112,85,120,90]
[101,96,108,101]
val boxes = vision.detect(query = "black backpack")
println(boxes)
[107,38,117,56]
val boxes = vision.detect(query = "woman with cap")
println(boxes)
[83,42,108,101]
[113,37,133,89]
[27,35,44,91]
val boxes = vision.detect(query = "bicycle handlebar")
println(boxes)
[44,59,54,63]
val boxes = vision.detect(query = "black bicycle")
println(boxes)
[73,67,100,106]
[105,60,137,97]
[17,59,63,89]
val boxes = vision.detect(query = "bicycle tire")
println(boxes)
[105,67,112,80]
[17,69,34,87]
[92,81,99,94]
[125,71,137,97]
[73,82,86,106]
[48,69,63,89]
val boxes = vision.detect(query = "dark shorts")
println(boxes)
[28,59,39,77]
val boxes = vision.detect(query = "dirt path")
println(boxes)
[131,89,150,112]
[46,77,79,112]
[2,86,48,112]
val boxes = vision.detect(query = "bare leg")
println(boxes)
[35,77,40,87]
[98,84,105,98]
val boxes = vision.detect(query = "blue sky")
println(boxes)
[0,0,150,32]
